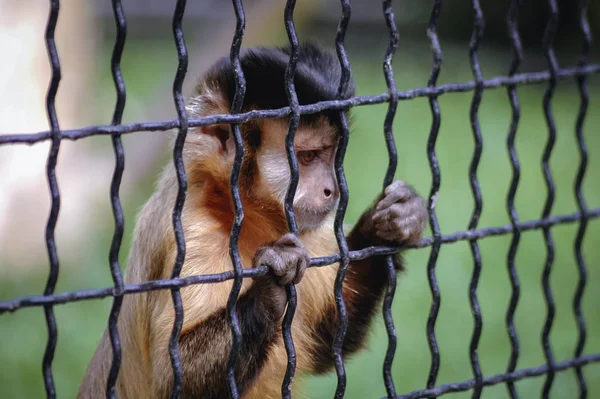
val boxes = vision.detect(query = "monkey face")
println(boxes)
[256,118,339,232]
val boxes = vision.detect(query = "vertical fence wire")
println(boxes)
[4,1,600,398]
[540,1,559,397]
[105,0,127,397]
[332,1,352,397]
[424,0,443,395]
[42,1,62,397]
[467,1,485,397]
[505,1,523,398]
[168,0,189,397]
[282,0,300,396]
[225,0,247,397]
[573,0,591,397]
[381,0,399,397]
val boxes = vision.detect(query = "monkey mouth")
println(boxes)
[294,206,334,230]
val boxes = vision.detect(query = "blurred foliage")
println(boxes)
[1,31,599,399]
[426,0,600,47]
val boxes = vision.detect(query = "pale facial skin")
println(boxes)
[256,118,339,232]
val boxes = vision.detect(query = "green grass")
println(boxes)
[1,38,599,398]
[304,50,600,398]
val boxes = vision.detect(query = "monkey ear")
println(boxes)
[203,124,234,156]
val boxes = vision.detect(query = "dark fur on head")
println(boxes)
[200,42,355,130]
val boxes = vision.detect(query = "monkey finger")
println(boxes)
[372,203,408,223]
[400,219,425,243]
[381,227,414,243]
[374,219,402,232]
[400,200,428,231]
[255,248,287,276]
[372,209,393,223]
[279,269,297,286]
[292,255,309,284]
[373,219,394,233]
[375,219,413,241]
[376,196,427,225]
[382,216,424,243]
[276,233,304,248]
[253,247,270,267]
[383,180,407,196]
[374,202,418,226]
[390,213,422,232]
[374,219,403,236]
[375,229,402,242]
[375,186,414,213]
[269,288,289,320]
[404,196,428,215]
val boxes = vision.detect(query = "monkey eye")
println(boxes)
[298,150,319,165]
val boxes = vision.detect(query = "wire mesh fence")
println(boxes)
[0,0,599,398]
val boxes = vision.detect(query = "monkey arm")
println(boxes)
[155,278,282,398]
[306,179,428,374]
[307,205,400,374]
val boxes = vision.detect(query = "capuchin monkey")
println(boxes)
[79,43,427,399]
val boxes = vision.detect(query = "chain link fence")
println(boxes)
[0,0,599,398]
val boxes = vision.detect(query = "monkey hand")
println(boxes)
[254,233,310,285]
[252,233,310,318]
[371,180,428,245]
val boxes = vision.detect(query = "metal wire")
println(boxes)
[105,0,127,397]
[467,1,484,397]
[390,353,600,399]
[282,0,301,396]
[572,1,592,398]
[540,1,559,397]
[2,208,599,314]
[381,0,399,397]
[331,1,352,397]
[2,65,599,146]
[166,0,190,397]
[1,1,599,398]
[224,0,247,397]
[42,1,62,397]
[505,1,523,398]
[424,0,442,395]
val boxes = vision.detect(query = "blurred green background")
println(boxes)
[1,1,599,398]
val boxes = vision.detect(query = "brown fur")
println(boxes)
[78,155,341,398]
[78,86,344,395]
[78,61,424,398]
